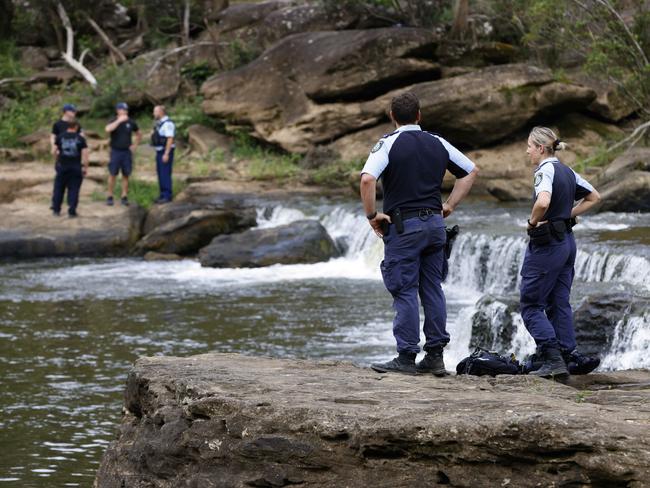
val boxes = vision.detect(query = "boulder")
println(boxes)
[597,170,650,213]
[201,27,440,152]
[0,147,31,163]
[136,207,257,255]
[96,353,650,487]
[199,219,339,267]
[573,292,649,357]
[18,129,51,155]
[598,147,650,184]
[567,71,638,122]
[19,46,49,71]
[187,124,231,155]
[470,294,520,352]
[0,202,145,258]
[377,64,597,147]
[486,178,530,201]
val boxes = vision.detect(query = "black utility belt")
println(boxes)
[527,219,575,246]
[384,208,439,235]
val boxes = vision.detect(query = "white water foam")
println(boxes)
[600,312,650,370]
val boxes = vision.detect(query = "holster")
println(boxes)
[445,225,459,259]
[527,223,552,246]
[392,208,404,234]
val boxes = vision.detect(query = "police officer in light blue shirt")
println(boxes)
[152,105,176,204]
[521,126,601,379]
[360,92,478,375]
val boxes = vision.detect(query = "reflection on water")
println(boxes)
[0,199,648,486]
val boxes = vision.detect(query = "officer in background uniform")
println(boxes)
[360,92,479,375]
[521,126,601,379]
[50,103,82,157]
[51,121,89,218]
[105,102,141,206]
[151,105,176,204]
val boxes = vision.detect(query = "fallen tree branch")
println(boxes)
[605,119,650,153]
[57,1,98,87]
[86,15,126,64]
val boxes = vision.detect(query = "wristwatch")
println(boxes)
[366,211,377,220]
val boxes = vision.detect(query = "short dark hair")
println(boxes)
[67,121,79,130]
[390,92,420,124]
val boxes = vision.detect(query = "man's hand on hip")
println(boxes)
[369,212,391,237]
[442,202,454,218]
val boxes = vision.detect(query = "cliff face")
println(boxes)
[96,353,650,487]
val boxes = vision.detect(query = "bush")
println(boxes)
[233,132,301,180]
[0,93,59,147]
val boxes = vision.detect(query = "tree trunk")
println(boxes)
[451,0,469,40]
[0,0,13,38]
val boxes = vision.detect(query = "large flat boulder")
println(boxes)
[199,219,339,267]
[598,170,650,213]
[376,64,597,147]
[0,202,145,258]
[96,353,650,487]
[136,207,256,255]
[201,27,440,152]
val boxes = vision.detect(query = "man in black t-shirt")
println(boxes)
[52,121,89,218]
[104,102,141,206]
[50,103,82,159]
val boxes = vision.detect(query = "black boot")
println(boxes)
[371,352,417,375]
[562,349,600,375]
[416,346,447,376]
[530,345,569,379]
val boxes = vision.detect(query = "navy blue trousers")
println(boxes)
[156,149,174,201]
[381,214,448,354]
[52,164,82,214]
[519,233,577,350]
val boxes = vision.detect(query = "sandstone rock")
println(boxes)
[0,202,145,258]
[378,64,597,147]
[187,124,231,155]
[199,219,339,267]
[486,178,530,201]
[599,147,650,184]
[95,353,650,487]
[19,46,49,71]
[18,129,51,155]
[201,27,440,152]
[0,147,31,163]
[567,71,637,122]
[598,170,650,213]
[143,251,184,261]
[136,208,256,255]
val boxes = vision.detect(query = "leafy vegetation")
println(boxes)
[233,132,301,181]
[309,159,362,187]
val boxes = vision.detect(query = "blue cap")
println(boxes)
[115,102,129,110]
[62,103,77,113]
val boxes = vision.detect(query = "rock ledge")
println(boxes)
[96,353,650,487]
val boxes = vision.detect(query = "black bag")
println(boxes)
[527,223,552,246]
[456,347,522,376]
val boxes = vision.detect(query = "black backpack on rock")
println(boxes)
[456,347,523,376]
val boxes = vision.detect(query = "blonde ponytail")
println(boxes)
[529,126,567,154]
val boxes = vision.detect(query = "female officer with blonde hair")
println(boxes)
[521,126,601,379]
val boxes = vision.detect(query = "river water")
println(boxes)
[1,198,649,486]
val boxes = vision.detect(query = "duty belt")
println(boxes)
[388,208,438,221]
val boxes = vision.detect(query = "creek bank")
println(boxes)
[95,353,650,488]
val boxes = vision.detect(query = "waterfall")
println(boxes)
[600,312,650,370]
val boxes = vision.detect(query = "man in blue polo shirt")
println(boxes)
[360,92,479,375]
[105,102,141,206]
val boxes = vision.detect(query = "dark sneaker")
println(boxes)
[154,197,171,204]
[529,346,569,379]
[106,196,114,206]
[416,350,447,376]
[68,210,78,218]
[52,210,61,216]
[371,353,417,376]
[120,196,129,206]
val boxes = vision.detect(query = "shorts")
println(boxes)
[108,148,133,177]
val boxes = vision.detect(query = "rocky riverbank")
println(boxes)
[95,353,650,488]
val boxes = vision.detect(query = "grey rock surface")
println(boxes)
[199,219,339,267]
[96,353,650,488]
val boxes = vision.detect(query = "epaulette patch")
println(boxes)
[371,140,384,153]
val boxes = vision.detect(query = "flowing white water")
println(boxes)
[600,312,650,370]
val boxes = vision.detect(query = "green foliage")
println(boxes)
[309,159,363,187]
[501,0,650,117]
[92,177,187,209]
[227,40,261,69]
[0,93,59,147]
[167,96,221,140]
[0,40,28,78]
[180,62,216,84]
[233,132,301,180]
